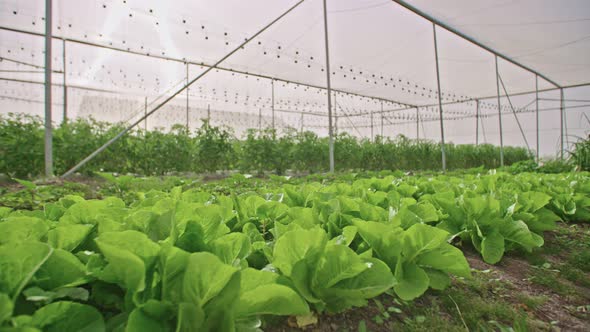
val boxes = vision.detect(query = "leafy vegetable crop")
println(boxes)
[0,170,588,331]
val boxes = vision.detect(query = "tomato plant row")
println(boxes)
[0,114,531,177]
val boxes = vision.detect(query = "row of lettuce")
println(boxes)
[1,114,531,177]
[1,171,588,331]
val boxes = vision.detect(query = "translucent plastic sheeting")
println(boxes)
[404,0,590,88]
[0,0,588,159]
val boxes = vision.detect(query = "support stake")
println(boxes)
[334,92,338,135]
[62,38,67,124]
[416,107,419,140]
[271,79,275,130]
[560,88,564,159]
[380,101,384,137]
[433,24,446,171]
[186,63,189,131]
[144,97,147,131]
[498,73,531,151]
[495,55,504,166]
[300,113,304,133]
[535,75,539,162]
[44,0,53,177]
[475,99,479,145]
[370,110,374,141]
[322,0,335,172]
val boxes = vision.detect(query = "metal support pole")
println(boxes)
[44,0,53,177]
[271,79,275,130]
[322,0,335,172]
[498,74,531,151]
[535,75,539,162]
[475,99,479,145]
[481,110,488,144]
[300,112,304,133]
[334,93,338,135]
[62,38,67,124]
[380,101,384,137]
[420,110,426,137]
[370,111,374,141]
[392,0,560,88]
[560,88,564,159]
[258,108,262,130]
[207,104,211,123]
[563,89,569,154]
[495,55,504,166]
[433,24,446,171]
[144,97,147,131]
[186,63,189,130]
[61,0,305,178]
[415,107,419,140]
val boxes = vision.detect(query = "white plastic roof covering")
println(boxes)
[0,0,588,158]
[404,0,590,88]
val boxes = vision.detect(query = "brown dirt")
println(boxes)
[265,295,398,332]
[465,248,590,331]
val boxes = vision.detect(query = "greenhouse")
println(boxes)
[1,0,589,331]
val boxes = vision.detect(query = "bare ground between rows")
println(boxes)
[466,252,589,331]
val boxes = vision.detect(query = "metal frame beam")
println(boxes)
[346,82,590,118]
[271,79,275,129]
[0,25,414,110]
[560,88,565,159]
[323,0,335,172]
[341,102,590,128]
[415,107,419,140]
[495,56,504,166]
[44,0,53,177]
[535,75,539,162]
[7,24,590,120]
[391,0,561,88]
[498,73,531,151]
[62,39,67,123]
[433,24,446,171]
[61,0,306,177]
[185,63,189,130]
[475,99,479,145]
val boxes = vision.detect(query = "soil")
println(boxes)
[467,252,589,331]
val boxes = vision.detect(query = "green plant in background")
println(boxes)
[238,128,281,174]
[504,160,539,174]
[569,135,590,171]
[334,132,361,171]
[0,113,536,178]
[292,131,327,173]
[0,113,44,178]
[538,159,574,173]
[12,178,38,208]
[194,120,234,173]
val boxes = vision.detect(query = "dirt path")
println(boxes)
[466,251,589,331]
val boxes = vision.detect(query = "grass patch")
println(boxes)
[560,263,590,288]
[568,250,590,272]
[388,271,534,331]
[528,269,576,297]
[389,301,465,332]
[515,294,549,310]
